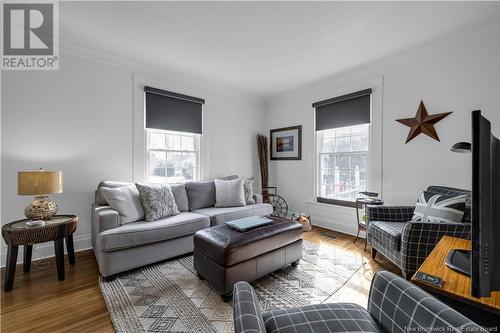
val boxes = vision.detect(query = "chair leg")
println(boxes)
[353,228,360,244]
[371,247,377,259]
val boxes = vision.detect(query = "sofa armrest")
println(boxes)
[400,221,471,274]
[233,281,266,333]
[91,204,120,235]
[366,205,415,223]
[368,270,483,332]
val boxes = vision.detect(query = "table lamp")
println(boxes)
[18,169,63,220]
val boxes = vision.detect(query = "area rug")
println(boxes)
[99,240,365,333]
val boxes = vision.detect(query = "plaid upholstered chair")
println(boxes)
[366,185,471,279]
[233,270,483,333]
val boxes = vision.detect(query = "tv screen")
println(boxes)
[471,110,500,298]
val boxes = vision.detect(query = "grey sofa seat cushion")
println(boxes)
[368,221,405,252]
[262,303,381,333]
[96,212,210,252]
[191,203,273,226]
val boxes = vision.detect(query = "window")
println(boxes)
[147,129,201,183]
[143,86,204,183]
[313,89,371,206]
[317,124,369,203]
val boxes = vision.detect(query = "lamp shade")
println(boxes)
[18,170,63,195]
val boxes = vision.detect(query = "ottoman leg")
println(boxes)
[221,294,232,303]
[291,260,300,267]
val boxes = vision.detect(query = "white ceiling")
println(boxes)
[60,1,499,97]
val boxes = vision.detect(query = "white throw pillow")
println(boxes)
[100,184,145,225]
[214,177,246,208]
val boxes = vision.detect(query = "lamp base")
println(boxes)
[25,195,58,220]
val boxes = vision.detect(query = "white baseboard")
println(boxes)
[0,234,92,268]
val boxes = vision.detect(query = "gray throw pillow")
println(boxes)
[135,183,180,221]
[412,191,467,223]
[185,175,238,210]
[170,183,189,212]
[100,184,145,225]
[214,177,246,208]
[244,177,256,205]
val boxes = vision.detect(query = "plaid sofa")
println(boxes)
[233,270,483,333]
[366,186,471,279]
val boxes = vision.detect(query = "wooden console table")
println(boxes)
[411,235,500,327]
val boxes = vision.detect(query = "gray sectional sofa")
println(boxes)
[91,180,273,279]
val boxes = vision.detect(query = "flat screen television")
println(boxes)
[446,110,500,298]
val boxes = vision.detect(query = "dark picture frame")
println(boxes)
[270,125,302,160]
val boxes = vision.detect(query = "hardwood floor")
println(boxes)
[1,226,400,332]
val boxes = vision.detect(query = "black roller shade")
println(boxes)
[314,89,371,131]
[144,86,204,134]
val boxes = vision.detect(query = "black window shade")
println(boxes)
[144,86,204,134]
[314,89,371,131]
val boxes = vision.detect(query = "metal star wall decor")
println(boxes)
[396,101,452,144]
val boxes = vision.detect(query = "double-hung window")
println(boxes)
[147,130,200,183]
[144,86,204,183]
[314,89,372,206]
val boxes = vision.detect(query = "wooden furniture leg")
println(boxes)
[66,235,75,265]
[23,245,33,272]
[54,239,65,281]
[4,245,19,292]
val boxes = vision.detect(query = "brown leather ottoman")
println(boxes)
[193,216,303,301]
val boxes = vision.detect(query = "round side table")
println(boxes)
[1,215,78,292]
[353,198,383,251]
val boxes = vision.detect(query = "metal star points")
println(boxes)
[396,101,452,144]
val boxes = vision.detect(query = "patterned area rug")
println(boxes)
[99,240,365,333]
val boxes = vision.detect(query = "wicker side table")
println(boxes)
[1,215,78,292]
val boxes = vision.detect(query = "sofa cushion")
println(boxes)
[185,175,239,210]
[99,184,144,225]
[412,191,467,223]
[262,303,381,333]
[191,203,273,226]
[170,183,189,212]
[214,177,246,208]
[96,180,133,205]
[97,212,210,251]
[243,177,256,205]
[368,221,405,252]
[136,183,180,221]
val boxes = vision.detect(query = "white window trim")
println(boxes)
[133,74,205,183]
[312,76,383,208]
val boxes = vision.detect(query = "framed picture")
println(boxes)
[270,125,302,160]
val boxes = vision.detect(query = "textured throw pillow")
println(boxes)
[214,177,246,208]
[244,177,256,205]
[135,183,180,221]
[412,191,467,223]
[100,184,145,225]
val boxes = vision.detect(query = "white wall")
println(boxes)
[266,22,500,235]
[1,49,265,266]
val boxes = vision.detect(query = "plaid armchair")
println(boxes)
[366,186,471,279]
[233,270,483,333]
